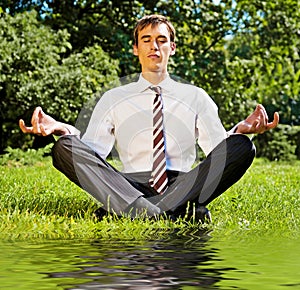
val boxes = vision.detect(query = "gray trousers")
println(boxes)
[52,134,255,216]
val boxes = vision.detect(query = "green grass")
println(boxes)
[1,155,299,241]
[210,158,300,238]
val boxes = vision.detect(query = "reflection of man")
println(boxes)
[47,238,221,288]
[19,15,279,221]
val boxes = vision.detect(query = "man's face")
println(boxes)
[133,23,176,74]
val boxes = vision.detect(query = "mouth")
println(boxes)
[148,54,160,59]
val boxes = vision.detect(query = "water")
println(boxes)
[1,233,300,290]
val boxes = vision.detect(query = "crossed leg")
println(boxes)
[52,134,255,218]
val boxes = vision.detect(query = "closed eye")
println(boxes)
[157,36,168,43]
[140,35,168,43]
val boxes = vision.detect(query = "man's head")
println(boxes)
[133,15,176,77]
[133,15,176,46]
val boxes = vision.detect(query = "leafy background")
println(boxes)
[0,0,299,160]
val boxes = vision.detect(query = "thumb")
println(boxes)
[267,112,280,130]
[19,119,26,132]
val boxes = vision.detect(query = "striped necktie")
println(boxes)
[149,86,168,194]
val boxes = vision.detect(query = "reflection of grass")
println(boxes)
[0,153,299,241]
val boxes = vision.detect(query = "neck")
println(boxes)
[142,71,168,85]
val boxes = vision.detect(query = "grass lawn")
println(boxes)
[1,155,299,241]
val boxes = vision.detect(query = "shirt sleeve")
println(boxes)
[196,88,227,156]
[228,123,254,140]
[81,93,115,159]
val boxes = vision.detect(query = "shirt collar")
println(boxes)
[134,74,174,93]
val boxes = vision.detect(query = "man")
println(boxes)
[19,15,279,222]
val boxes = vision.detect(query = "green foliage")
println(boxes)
[254,124,300,161]
[0,1,300,159]
[222,0,300,126]
[0,10,119,152]
[0,144,53,166]
[16,0,298,129]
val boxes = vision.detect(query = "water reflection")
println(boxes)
[47,231,227,289]
[1,233,300,289]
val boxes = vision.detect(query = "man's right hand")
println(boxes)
[19,107,70,136]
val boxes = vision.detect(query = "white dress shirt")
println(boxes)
[81,74,228,173]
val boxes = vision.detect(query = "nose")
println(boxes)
[150,40,159,50]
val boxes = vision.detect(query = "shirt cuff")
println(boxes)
[53,124,81,141]
[228,124,254,140]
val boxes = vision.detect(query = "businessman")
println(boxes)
[19,15,279,222]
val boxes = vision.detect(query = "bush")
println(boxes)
[254,124,300,161]
[0,10,119,152]
[0,144,53,166]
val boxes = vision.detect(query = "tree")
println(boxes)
[0,10,119,152]
[223,0,300,126]
[1,1,300,158]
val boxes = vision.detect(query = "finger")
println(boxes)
[251,108,265,132]
[256,104,267,114]
[251,119,260,132]
[274,111,279,124]
[40,124,48,136]
[19,119,33,134]
[31,106,42,124]
[31,107,43,134]
[266,112,279,130]
[252,116,268,134]
[256,104,268,125]
[251,106,265,131]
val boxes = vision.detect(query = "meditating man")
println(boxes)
[19,15,279,222]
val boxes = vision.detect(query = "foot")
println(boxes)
[168,205,212,223]
[194,206,212,223]
[94,207,109,221]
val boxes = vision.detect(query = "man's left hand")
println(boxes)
[235,104,279,135]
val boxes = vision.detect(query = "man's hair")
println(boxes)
[133,15,176,46]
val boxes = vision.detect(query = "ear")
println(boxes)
[133,45,138,56]
[170,42,176,56]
